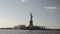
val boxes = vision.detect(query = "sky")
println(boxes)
[0,0,60,29]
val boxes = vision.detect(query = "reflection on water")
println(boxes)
[0,30,60,34]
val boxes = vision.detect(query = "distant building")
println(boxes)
[13,25,26,29]
[19,25,26,29]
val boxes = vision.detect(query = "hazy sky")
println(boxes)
[0,0,60,29]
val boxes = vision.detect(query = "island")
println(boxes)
[0,12,60,30]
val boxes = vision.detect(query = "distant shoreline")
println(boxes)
[0,29,60,31]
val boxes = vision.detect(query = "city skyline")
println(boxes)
[0,0,60,29]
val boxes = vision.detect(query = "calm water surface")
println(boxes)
[0,30,60,34]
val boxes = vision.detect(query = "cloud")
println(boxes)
[44,6,58,10]
[21,0,28,3]
[44,6,58,13]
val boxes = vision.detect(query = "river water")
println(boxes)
[0,30,60,34]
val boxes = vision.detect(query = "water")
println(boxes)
[0,30,60,34]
